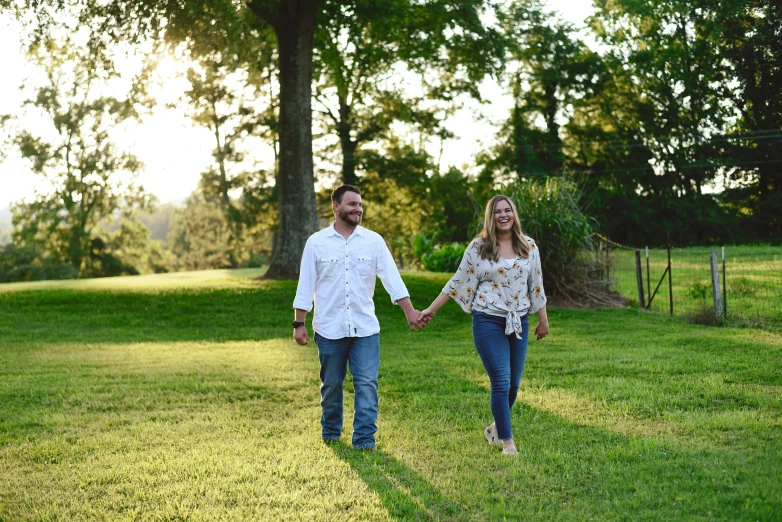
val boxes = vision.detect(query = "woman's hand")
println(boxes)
[534,319,549,340]
[419,308,436,326]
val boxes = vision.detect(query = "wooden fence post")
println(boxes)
[668,232,673,316]
[635,249,645,308]
[722,246,727,318]
[710,251,723,324]
[645,247,651,309]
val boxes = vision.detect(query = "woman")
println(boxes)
[420,195,549,455]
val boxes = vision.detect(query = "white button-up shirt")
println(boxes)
[293,223,410,340]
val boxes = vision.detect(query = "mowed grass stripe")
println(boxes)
[0,271,780,520]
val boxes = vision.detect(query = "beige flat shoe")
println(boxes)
[484,423,501,446]
[502,444,518,456]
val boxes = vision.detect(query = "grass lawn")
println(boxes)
[1,270,780,521]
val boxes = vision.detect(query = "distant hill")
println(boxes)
[0,201,182,246]
[139,202,179,242]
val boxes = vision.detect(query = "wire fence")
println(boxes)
[594,236,782,330]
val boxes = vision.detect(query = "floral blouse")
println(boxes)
[443,237,547,338]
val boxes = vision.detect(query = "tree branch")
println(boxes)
[246,1,278,30]
[313,91,339,126]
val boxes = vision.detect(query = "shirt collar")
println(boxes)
[328,222,365,237]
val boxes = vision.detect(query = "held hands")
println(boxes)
[410,308,436,330]
[405,308,427,331]
[419,308,435,326]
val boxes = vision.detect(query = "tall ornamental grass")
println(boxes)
[508,177,620,306]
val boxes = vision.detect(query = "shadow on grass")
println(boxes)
[329,442,470,521]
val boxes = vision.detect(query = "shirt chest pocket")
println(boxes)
[356,255,373,277]
[318,256,340,280]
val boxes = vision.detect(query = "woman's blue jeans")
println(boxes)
[314,332,379,449]
[471,311,529,441]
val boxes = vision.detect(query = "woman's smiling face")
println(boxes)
[494,199,515,233]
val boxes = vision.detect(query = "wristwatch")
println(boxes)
[292,321,305,328]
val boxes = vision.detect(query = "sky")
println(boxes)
[0,1,596,210]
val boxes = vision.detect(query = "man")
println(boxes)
[292,184,424,450]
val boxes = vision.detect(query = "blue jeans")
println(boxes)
[314,332,380,449]
[471,311,529,441]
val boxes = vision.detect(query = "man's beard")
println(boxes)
[339,209,362,226]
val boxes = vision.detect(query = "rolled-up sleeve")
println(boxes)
[376,240,410,304]
[442,240,480,314]
[527,240,547,314]
[292,239,316,311]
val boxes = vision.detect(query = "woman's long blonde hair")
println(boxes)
[477,195,531,261]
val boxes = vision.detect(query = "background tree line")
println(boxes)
[0,0,779,284]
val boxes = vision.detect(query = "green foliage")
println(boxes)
[166,192,272,272]
[506,177,598,300]
[0,243,78,282]
[580,0,781,244]
[422,242,467,273]
[685,281,710,301]
[178,52,278,268]
[85,236,140,278]
[99,218,168,276]
[412,232,467,273]
[314,0,497,184]
[167,194,234,271]
[355,146,478,267]
[425,167,480,243]
[138,203,177,242]
[2,40,153,276]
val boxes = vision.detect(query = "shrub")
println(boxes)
[686,281,711,300]
[506,177,620,306]
[412,232,466,272]
[421,242,467,273]
[0,244,78,282]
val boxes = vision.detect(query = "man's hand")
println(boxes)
[294,325,309,345]
[534,320,549,340]
[405,308,425,331]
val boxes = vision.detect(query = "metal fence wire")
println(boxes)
[594,235,782,329]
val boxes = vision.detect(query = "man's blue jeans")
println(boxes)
[471,311,529,441]
[314,332,380,449]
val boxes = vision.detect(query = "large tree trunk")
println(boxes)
[338,95,359,185]
[543,82,563,173]
[250,0,321,279]
[512,103,528,180]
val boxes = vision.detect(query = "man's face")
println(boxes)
[334,191,363,227]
